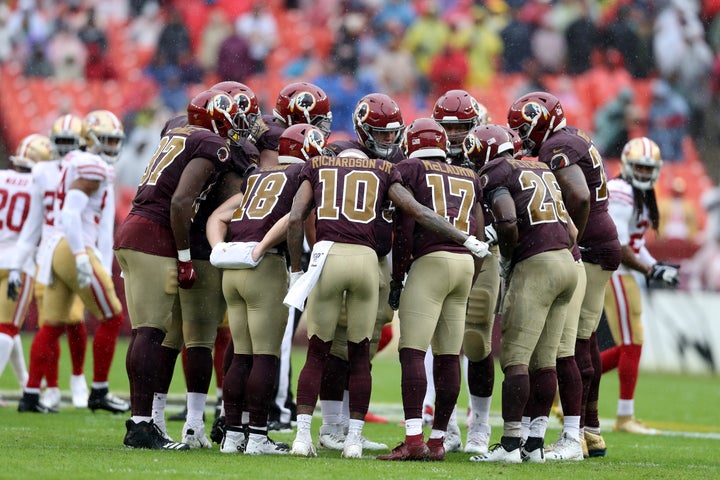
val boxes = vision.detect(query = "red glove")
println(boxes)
[177,260,197,289]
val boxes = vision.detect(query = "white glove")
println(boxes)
[75,253,93,288]
[463,235,490,258]
[648,263,680,287]
[484,225,498,246]
[289,270,304,290]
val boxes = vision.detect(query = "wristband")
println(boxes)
[178,249,191,262]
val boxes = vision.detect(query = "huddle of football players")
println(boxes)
[4,78,678,464]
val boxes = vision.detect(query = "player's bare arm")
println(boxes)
[620,245,652,276]
[170,157,215,252]
[206,191,245,248]
[553,164,590,241]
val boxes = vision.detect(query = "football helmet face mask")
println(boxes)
[211,81,261,143]
[49,114,84,156]
[82,110,125,163]
[432,89,488,157]
[278,123,327,163]
[402,117,449,160]
[507,91,566,156]
[353,93,404,159]
[620,136,662,190]
[187,89,241,144]
[462,124,515,169]
[273,82,332,138]
[10,133,56,170]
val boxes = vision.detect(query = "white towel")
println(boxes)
[209,241,262,269]
[283,240,334,311]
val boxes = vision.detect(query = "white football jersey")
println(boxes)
[0,168,34,269]
[607,177,654,275]
[54,150,114,249]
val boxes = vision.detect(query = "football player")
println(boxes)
[316,93,405,452]
[0,134,53,405]
[205,123,326,455]
[287,138,489,459]
[115,90,240,450]
[11,115,91,410]
[377,118,486,461]
[469,124,578,464]
[19,110,129,415]
[602,137,676,435]
[508,92,621,457]
[431,89,489,166]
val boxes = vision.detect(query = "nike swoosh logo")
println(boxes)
[553,148,563,154]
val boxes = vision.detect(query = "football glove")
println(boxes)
[388,279,403,311]
[648,262,680,288]
[177,259,197,289]
[484,225,498,247]
[499,256,513,280]
[7,269,22,301]
[463,235,490,258]
[248,116,269,144]
[75,253,93,288]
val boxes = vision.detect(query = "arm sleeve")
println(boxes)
[60,188,90,255]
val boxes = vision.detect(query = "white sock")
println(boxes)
[563,415,581,441]
[469,395,492,426]
[321,399,343,426]
[528,416,549,439]
[296,413,313,439]
[216,387,223,399]
[520,416,530,440]
[91,381,109,390]
[429,429,444,439]
[423,347,435,407]
[0,334,14,384]
[618,399,634,417]
[347,418,364,437]
[152,393,168,430]
[341,390,350,430]
[186,392,207,424]
[242,410,250,424]
[131,415,152,423]
[405,417,423,437]
[448,404,458,428]
[10,334,28,388]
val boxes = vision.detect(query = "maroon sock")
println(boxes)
[319,354,349,401]
[467,354,494,398]
[246,354,280,427]
[185,346,213,394]
[213,326,232,390]
[92,313,123,383]
[156,345,180,394]
[586,333,604,428]
[296,335,332,409]
[399,348,427,420]
[347,339,372,416]
[66,322,87,376]
[575,337,593,426]
[128,326,165,416]
[126,329,137,395]
[524,368,558,419]
[556,356,582,417]
[222,338,234,377]
[432,354,461,431]
[502,373,530,423]
[223,353,253,425]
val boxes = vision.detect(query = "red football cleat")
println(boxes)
[377,442,430,461]
[365,411,388,423]
[426,438,445,461]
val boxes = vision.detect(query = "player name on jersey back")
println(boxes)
[311,155,392,173]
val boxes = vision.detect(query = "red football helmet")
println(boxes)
[278,123,327,163]
[187,89,241,143]
[498,125,524,159]
[402,117,448,160]
[273,82,332,137]
[507,91,566,156]
[432,89,488,157]
[212,81,261,142]
[462,124,515,169]
[353,93,404,158]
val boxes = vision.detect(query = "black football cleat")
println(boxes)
[88,388,130,414]
[123,419,190,450]
[18,392,58,414]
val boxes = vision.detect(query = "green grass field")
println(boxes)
[1,334,719,480]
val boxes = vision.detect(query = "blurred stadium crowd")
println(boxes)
[2,0,720,282]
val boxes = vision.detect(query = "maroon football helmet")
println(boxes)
[462,124,515,169]
[278,123,326,163]
[507,91,566,156]
[273,82,332,137]
[187,89,241,142]
[499,125,524,159]
[212,81,261,142]
[402,117,448,160]
[432,89,488,158]
[353,93,404,158]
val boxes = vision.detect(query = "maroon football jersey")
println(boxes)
[537,126,621,270]
[327,139,398,256]
[130,125,230,230]
[479,157,573,265]
[228,162,304,251]
[299,155,401,249]
[160,114,188,137]
[254,114,283,153]
[396,158,482,258]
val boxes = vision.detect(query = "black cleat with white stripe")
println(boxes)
[123,419,190,450]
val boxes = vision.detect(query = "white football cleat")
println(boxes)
[220,429,247,454]
[444,422,463,452]
[341,432,363,459]
[291,437,317,457]
[40,387,61,410]
[465,419,490,454]
[244,436,290,455]
[182,422,212,449]
[545,432,584,461]
[70,374,88,408]
[470,443,522,463]
[318,425,345,450]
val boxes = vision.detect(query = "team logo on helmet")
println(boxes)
[235,93,253,114]
[304,127,325,153]
[462,135,476,154]
[290,92,317,114]
[521,102,546,122]
[354,102,370,123]
[211,93,234,114]
[470,98,482,116]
